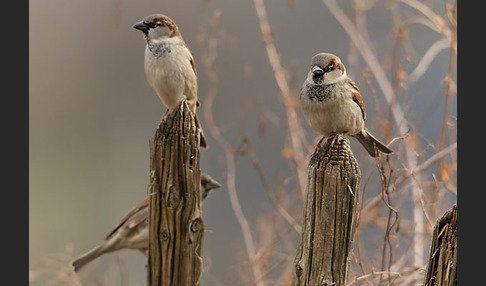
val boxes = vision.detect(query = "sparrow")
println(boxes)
[300,53,392,157]
[133,14,207,148]
[71,173,222,272]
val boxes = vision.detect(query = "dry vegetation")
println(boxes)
[198,0,456,285]
[30,0,456,285]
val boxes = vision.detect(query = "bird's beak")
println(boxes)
[312,65,324,76]
[207,178,222,190]
[133,21,149,32]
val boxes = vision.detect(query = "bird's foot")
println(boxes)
[329,134,344,149]
[159,109,170,126]
[139,249,148,257]
[313,136,327,156]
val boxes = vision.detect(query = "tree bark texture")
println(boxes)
[423,204,457,286]
[147,101,203,286]
[292,138,361,286]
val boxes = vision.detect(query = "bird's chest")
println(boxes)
[301,83,364,136]
[145,43,186,74]
[147,42,173,59]
[306,84,336,102]
[144,44,188,89]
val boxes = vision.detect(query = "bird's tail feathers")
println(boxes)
[72,245,105,273]
[355,129,393,157]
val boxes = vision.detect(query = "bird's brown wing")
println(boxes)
[348,78,366,120]
[105,197,150,239]
[183,43,197,77]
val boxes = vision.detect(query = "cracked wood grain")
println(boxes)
[292,138,360,286]
[424,205,457,286]
[147,101,203,286]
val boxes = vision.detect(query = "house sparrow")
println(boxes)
[300,53,392,157]
[133,14,207,148]
[71,173,222,272]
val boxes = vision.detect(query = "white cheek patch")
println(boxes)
[324,73,346,85]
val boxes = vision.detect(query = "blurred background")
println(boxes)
[30,0,456,285]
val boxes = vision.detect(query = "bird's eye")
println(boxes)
[148,22,161,28]
[323,65,334,72]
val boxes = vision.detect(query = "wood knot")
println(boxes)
[160,230,169,242]
[295,263,303,277]
[191,218,202,233]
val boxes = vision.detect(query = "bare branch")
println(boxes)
[348,270,401,286]
[405,38,451,86]
[391,142,457,190]
[240,137,302,233]
[252,0,308,196]
[397,0,452,40]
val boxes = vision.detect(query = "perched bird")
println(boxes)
[72,174,222,272]
[300,53,392,157]
[133,14,207,148]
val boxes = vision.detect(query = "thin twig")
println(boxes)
[436,0,457,181]
[397,0,452,41]
[405,38,451,86]
[348,270,401,286]
[390,142,457,190]
[376,156,399,284]
[240,137,302,233]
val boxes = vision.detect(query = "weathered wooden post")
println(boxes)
[292,138,361,286]
[423,204,457,286]
[147,101,204,285]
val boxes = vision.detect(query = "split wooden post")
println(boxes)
[292,138,361,286]
[147,101,204,286]
[423,204,457,286]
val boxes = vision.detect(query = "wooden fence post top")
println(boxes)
[309,137,360,172]
[423,205,457,286]
[147,100,203,286]
[292,137,361,286]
